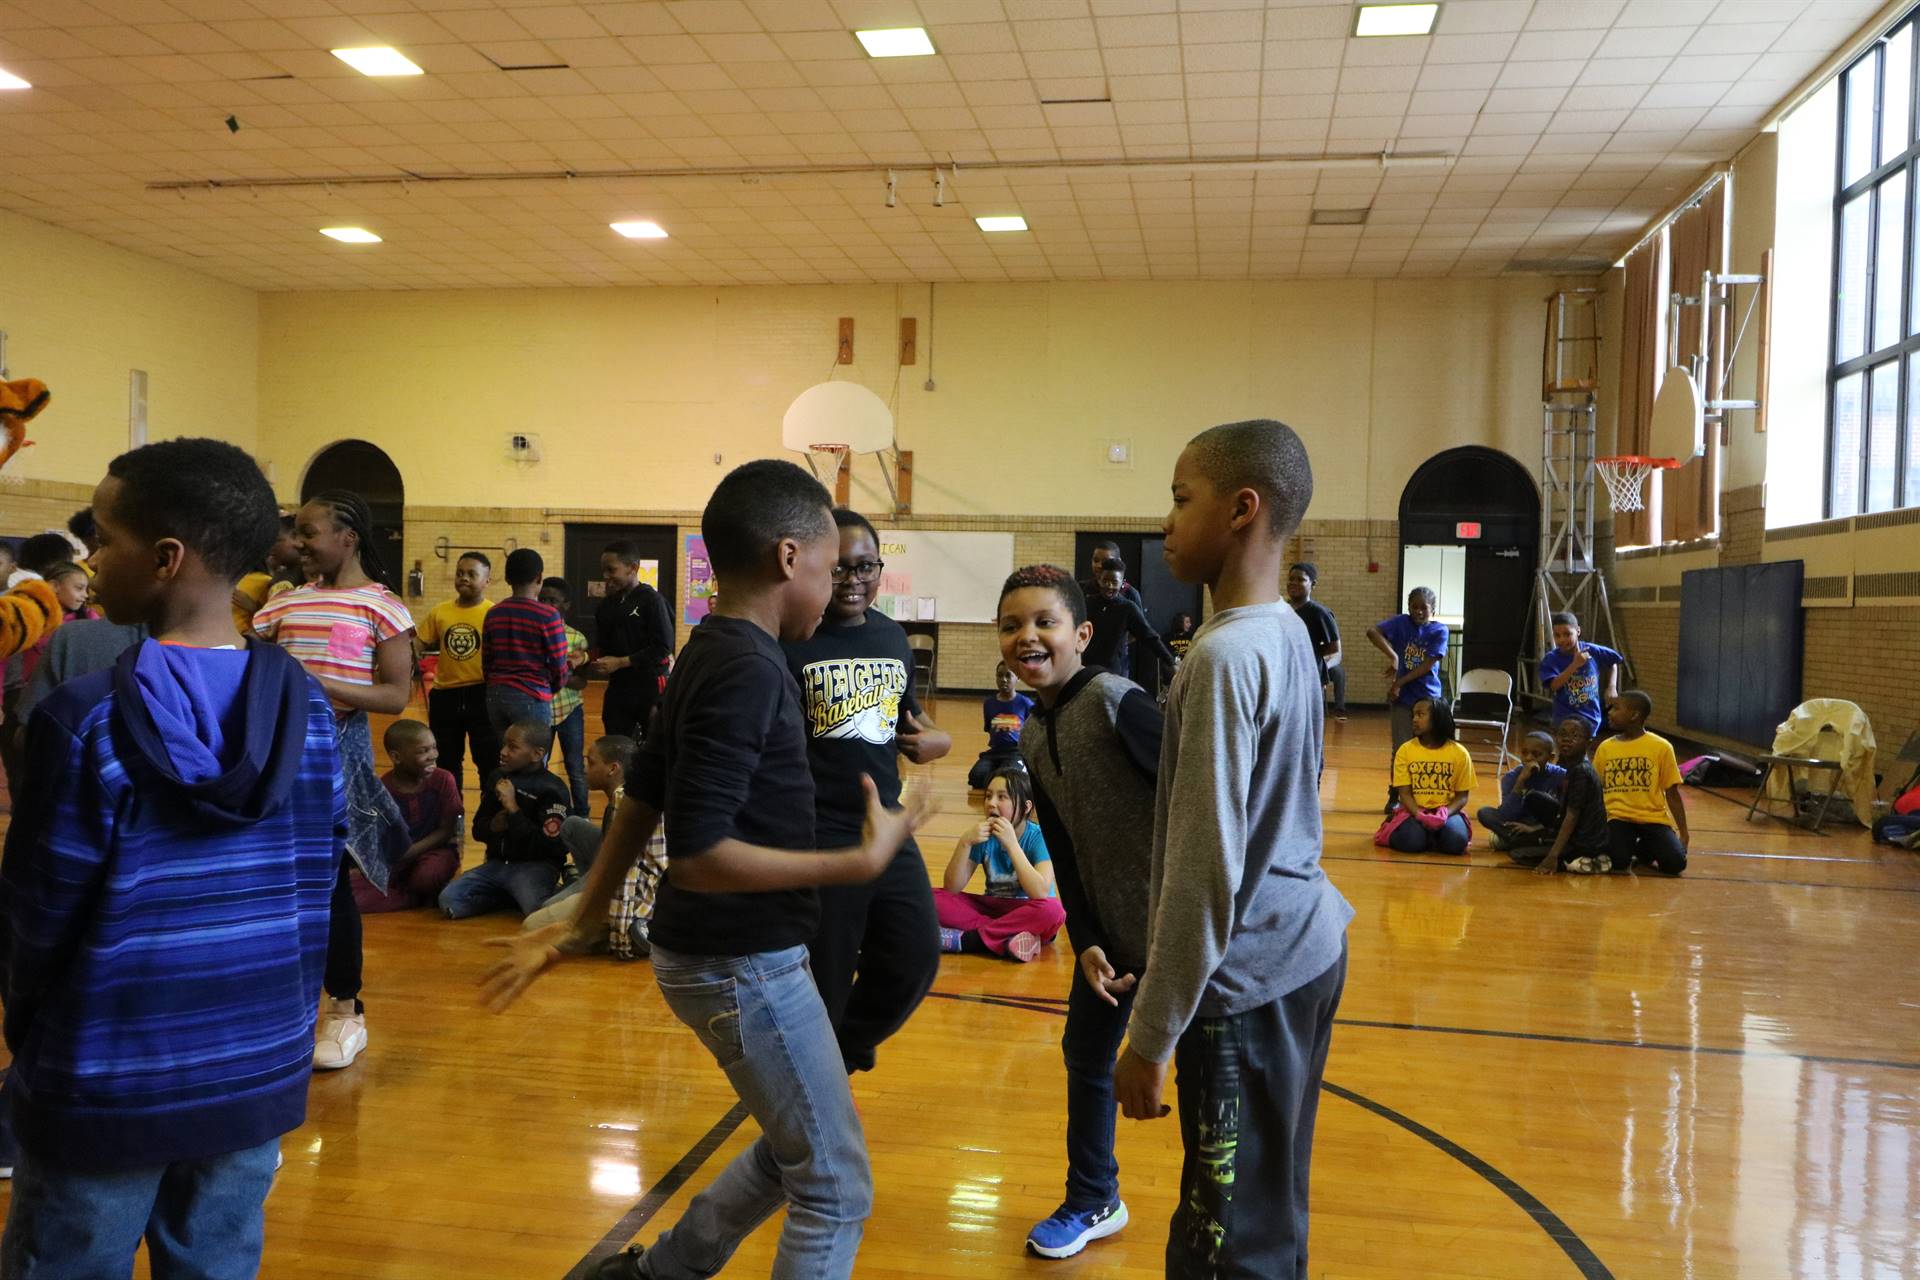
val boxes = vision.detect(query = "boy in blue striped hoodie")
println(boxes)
[0,438,344,1279]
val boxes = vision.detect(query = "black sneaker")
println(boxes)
[589,1246,648,1279]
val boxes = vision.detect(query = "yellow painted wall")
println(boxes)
[0,208,258,489]
[256,276,1568,520]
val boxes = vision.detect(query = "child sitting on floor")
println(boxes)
[936,766,1066,963]
[1475,730,1565,850]
[1511,718,1612,875]
[522,735,661,956]
[439,720,572,919]
[1384,696,1476,854]
[1588,690,1689,876]
[353,719,462,913]
[968,660,1035,789]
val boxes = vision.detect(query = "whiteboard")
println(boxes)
[872,529,1015,624]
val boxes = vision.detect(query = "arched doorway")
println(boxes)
[1397,447,1538,691]
[302,440,405,594]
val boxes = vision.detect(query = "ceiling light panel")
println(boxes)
[331,47,424,77]
[320,227,382,243]
[855,28,936,59]
[611,221,669,239]
[1355,5,1440,38]
[976,215,1029,232]
[0,67,29,90]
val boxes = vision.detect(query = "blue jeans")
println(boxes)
[0,1139,278,1280]
[1061,964,1135,1212]
[555,705,588,815]
[438,860,560,919]
[485,686,551,755]
[642,944,871,1280]
[1388,811,1471,854]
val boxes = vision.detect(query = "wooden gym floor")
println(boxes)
[5,689,1919,1279]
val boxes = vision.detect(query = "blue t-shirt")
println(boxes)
[968,820,1052,899]
[981,693,1035,753]
[1539,643,1624,730]
[1375,615,1449,706]
[1494,760,1567,820]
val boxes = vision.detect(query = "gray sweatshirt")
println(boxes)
[1128,601,1353,1064]
[1020,669,1161,973]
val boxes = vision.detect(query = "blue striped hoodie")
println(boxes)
[0,639,345,1171]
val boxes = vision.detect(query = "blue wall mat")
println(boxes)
[1678,561,1804,746]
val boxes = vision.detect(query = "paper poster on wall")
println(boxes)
[684,535,714,624]
[870,530,1015,624]
[639,559,659,590]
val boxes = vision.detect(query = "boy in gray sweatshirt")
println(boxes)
[1113,418,1353,1280]
[1000,564,1162,1262]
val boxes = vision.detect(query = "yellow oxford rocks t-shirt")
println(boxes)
[1392,739,1476,810]
[1592,731,1682,827]
[420,599,491,689]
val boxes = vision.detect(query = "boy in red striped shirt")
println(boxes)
[481,549,569,747]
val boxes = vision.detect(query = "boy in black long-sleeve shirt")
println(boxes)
[1085,558,1179,677]
[439,721,570,920]
[587,540,675,740]
[482,460,927,1280]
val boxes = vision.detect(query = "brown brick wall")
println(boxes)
[1612,604,1680,727]
[1611,599,1919,750]
[1804,606,1920,748]
[0,478,98,542]
[396,506,1402,693]
[1721,484,1765,567]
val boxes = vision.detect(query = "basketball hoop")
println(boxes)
[1594,455,1681,513]
[804,442,850,482]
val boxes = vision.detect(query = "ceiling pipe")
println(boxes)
[144,150,1455,195]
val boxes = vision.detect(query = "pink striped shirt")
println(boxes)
[252,583,414,702]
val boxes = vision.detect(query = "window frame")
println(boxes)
[1829,14,1920,518]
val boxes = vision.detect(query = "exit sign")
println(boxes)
[1455,521,1482,539]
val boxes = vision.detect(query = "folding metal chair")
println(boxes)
[906,632,937,703]
[1454,668,1515,777]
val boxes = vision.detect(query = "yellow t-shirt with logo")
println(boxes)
[1592,731,1682,827]
[420,599,492,689]
[1392,739,1477,810]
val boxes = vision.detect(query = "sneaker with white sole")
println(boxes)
[1007,931,1043,963]
[1027,1200,1128,1259]
[313,998,366,1071]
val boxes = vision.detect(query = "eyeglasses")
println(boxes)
[830,559,885,583]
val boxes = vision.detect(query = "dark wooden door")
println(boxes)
[561,523,679,645]
[1462,545,1532,679]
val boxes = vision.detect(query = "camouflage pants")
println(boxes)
[1168,944,1347,1280]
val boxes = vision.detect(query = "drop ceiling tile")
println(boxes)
[1485,86,1566,112]
[1261,36,1341,70]
[1426,32,1515,65]
[1561,83,1645,110]
[1182,40,1258,72]
[1577,56,1664,86]
[1417,62,1502,92]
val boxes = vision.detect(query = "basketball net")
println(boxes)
[1594,455,1680,513]
[803,443,849,483]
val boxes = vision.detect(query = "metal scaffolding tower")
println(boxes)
[1518,291,1627,709]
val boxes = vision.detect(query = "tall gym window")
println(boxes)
[1831,15,1920,516]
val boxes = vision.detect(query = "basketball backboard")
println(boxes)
[781,381,894,455]
[1650,366,1706,462]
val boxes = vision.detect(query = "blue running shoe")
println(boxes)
[1026,1200,1128,1259]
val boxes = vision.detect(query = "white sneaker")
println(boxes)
[313,999,367,1071]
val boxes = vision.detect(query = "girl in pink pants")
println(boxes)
[935,768,1066,963]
